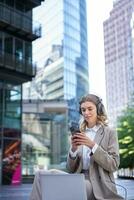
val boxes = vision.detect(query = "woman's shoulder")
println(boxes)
[103,125,116,134]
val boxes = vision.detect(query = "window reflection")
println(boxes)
[5,34,13,54]
[3,128,21,138]
[0,32,2,53]
[22,112,68,175]
[25,42,32,63]
[0,81,22,185]
[15,38,23,72]
[4,84,21,130]
[2,139,21,185]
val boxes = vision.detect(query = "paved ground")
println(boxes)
[115,179,134,200]
[0,178,133,200]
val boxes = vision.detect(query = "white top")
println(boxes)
[69,125,100,170]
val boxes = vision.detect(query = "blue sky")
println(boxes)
[87,0,113,105]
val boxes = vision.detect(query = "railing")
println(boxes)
[118,168,134,179]
[0,3,41,39]
[0,51,36,77]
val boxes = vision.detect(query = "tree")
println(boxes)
[116,106,134,169]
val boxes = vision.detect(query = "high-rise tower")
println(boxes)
[103,0,134,126]
[23,0,89,123]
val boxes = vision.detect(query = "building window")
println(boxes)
[4,34,13,54]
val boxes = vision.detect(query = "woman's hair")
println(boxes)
[79,94,108,132]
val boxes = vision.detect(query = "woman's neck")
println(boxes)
[87,123,96,128]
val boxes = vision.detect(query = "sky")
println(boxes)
[87,0,113,106]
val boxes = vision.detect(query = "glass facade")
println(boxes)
[0,0,44,185]
[22,109,68,175]
[0,31,33,75]
[64,0,88,99]
[22,0,89,179]
[0,81,22,185]
[23,0,89,123]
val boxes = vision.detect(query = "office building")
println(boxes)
[103,0,134,126]
[22,100,68,179]
[0,0,44,185]
[23,0,89,123]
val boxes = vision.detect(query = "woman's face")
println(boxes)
[80,101,97,127]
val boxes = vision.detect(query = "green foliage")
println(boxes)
[117,106,134,169]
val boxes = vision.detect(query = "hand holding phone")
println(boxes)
[70,123,80,136]
[70,123,80,151]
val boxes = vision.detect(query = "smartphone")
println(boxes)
[70,123,80,136]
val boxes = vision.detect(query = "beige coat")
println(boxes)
[66,125,124,200]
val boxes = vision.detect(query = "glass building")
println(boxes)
[22,100,68,178]
[23,0,89,123]
[103,0,134,126]
[0,0,44,185]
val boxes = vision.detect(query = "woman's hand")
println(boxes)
[71,132,80,152]
[72,132,95,149]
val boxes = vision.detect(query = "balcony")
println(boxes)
[22,0,45,10]
[0,3,41,41]
[0,51,36,84]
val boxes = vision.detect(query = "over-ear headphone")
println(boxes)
[96,97,104,115]
[79,94,105,116]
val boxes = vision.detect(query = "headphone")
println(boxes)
[96,97,104,115]
[79,94,105,116]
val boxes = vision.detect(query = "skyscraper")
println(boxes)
[103,0,134,126]
[0,0,44,185]
[23,0,89,123]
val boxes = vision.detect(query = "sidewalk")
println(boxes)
[115,179,134,200]
[0,178,133,200]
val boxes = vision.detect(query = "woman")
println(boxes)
[30,94,124,200]
[66,94,124,200]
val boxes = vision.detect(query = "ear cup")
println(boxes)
[97,102,102,115]
[79,107,82,114]
[97,101,105,115]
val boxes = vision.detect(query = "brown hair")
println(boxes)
[79,94,108,132]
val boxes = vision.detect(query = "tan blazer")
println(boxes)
[66,125,124,200]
